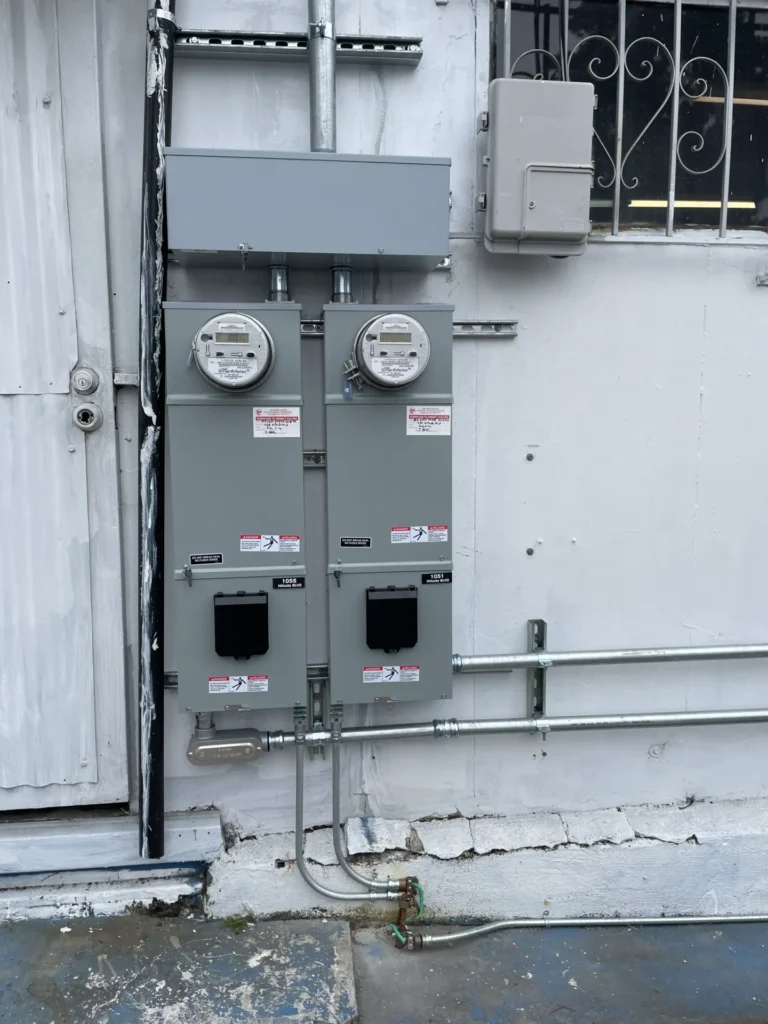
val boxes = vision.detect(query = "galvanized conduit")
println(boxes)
[331,741,398,893]
[295,738,395,903]
[410,915,768,949]
[268,707,768,750]
[453,642,768,674]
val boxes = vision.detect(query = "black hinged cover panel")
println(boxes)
[366,586,418,652]
[214,591,269,658]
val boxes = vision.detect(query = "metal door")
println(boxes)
[0,0,128,808]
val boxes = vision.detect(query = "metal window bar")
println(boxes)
[500,0,740,235]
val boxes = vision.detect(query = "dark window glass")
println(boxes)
[493,1,768,230]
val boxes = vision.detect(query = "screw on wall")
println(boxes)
[526,452,535,462]
[526,547,535,556]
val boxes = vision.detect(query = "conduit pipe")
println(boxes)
[409,915,768,949]
[308,0,336,152]
[295,738,396,903]
[453,642,768,674]
[267,707,768,749]
[331,741,399,893]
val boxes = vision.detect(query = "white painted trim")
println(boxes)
[1,873,203,922]
[0,811,222,875]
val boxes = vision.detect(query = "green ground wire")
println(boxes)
[407,882,425,922]
[391,924,407,945]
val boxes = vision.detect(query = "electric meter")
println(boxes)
[352,313,431,389]
[193,312,275,390]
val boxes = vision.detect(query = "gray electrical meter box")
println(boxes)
[165,302,307,712]
[484,78,595,256]
[324,304,453,705]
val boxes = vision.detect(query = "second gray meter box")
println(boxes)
[483,79,595,256]
[324,304,453,706]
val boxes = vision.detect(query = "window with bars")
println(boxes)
[492,0,768,233]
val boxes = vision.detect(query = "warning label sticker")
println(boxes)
[253,407,301,438]
[390,525,449,544]
[371,356,418,383]
[407,405,452,436]
[208,675,268,694]
[189,552,223,566]
[208,358,254,385]
[240,534,301,552]
[390,527,411,544]
[363,665,420,684]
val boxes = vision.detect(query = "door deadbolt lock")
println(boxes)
[71,367,100,395]
[73,402,104,432]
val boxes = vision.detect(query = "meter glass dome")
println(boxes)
[353,313,431,388]
[193,313,275,390]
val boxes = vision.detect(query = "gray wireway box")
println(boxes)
[484,79,595,256]
[165,149,451,271]
[165,302,307,712]
[324,305,454,705]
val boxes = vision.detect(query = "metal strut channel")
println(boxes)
[175,30,423,66]
[300,320,519,339]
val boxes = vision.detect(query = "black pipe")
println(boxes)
[138,0,176,859]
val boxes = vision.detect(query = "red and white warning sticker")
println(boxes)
[241,534,301,552]
[208,675,269,693]
[253,407,301,438]
[363,665,420,684]
[390,525,448,544]
[406,405,452,436]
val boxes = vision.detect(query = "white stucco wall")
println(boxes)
[101,0,768,853]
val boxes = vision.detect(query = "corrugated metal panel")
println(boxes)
[0,395,97,788]
[0,0,78,395]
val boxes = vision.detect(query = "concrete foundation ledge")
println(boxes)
[207,796,768,921]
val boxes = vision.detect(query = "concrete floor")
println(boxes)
[1,915,767,1023]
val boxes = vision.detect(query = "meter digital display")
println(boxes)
[193,313,275,390]
[352,313,431,388]
[215,332,249,345]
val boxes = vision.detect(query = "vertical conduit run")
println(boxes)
[308,0,336,153]
[138,0,176,859]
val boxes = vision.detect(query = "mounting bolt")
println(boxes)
[526,547,535,556]
[378,247,384,253]
[528,201,536,209]
[526,453,534,462]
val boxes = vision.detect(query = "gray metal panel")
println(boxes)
[165,149,451,266]
[485,79,594,256]
[328,569,453,705]
[0,396,97,788]
[326,405,452,568]
[165,303,306,711]
[172,576,307,712]
[167,404,306,572]
[0,0,78,393]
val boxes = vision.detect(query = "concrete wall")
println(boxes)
[101,0,768,855]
